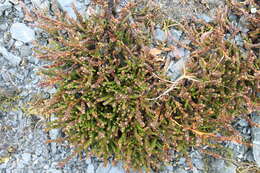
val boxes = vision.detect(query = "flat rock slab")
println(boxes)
[10,23,35,43]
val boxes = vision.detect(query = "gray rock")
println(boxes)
[109,163,125,173]
[173,168,187,173]
[170,29,182,40]
[207,0,225,6]
[181,39,191,45]
[170,47,186,59]
[96,163,112,173]
[87,164,95,173]
[192,158,204,170]
[251,113,260,167]
[197,14,214,23]
[16,161,26,169]
[13,3,22,12]
[19,45,32,57]
[243,127,251,135]
[238,16,250,33]
[191,151,204,170]
[56,0,74,7]
[234,34,244,47]
[237,119,249,127]
[85,158,91,164]
[228,14,237,22]
[0,46,21,66]
[177,157,186,165]
[48,87,57,94]
[27,169,35,173]
[0,1,12,16]
[3,32,14,49]
[21,153,31,163]
[56,0,84,19]
[84,0,91,5]
[31,0,50,13]
[3,5,12,17]
[226,141,247,160]
[49,115,61,154]
[209,159,236,173]
[10,23,35,43]
[154,28,167,42]
[0,22,8,31]
[192,167,203,173]
[9,68,26,81]
[47,169,62,173]
[27,56,39,65]
[167,56,189,81]
[168,29,182,45]
[48,116,60,154]
[245,150,255,162]
[162,165,174,173]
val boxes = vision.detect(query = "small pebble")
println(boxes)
[250,7,257,14]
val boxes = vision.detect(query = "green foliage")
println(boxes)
[31,1,259,172]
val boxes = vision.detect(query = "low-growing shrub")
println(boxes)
[28,0,259,172]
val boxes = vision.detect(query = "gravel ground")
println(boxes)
[0,0,259,173]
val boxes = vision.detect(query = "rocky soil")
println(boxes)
[0,0,259,173]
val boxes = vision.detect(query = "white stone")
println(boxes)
[250,7,257,14]
[109,165,125,173]
[14,41,23,47]
[10,23,35,43]
[56,0,82,19]
[57,0,74,6]
[96,163,112,173]
[86,164,95,173]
